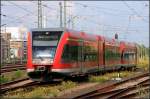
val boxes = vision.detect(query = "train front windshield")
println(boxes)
[33,46,56,59]
[32,31,62,64]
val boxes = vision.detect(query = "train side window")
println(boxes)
[129,53,135,60]
[70,46,78,61]
[114,52,120,59]
[105,49,112,60]
[123,53,129,60]
[83,45,98,61]
[62,45,70,62]
[123,52,136,60]
[105,48,120,60]
[62,44,78,62]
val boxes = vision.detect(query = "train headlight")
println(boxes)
[33,59,40,64]
[27,68,35,72]
[50,60,53,63]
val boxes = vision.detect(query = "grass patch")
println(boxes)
[89,71,136,83]
[0,75,9,84]
[0,70,27,84]
[11,70,24,80]
[89,76,108,83]
[4,81,77,98]
[59,81,77,91]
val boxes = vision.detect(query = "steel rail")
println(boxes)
[1,64,26,73]
[0,78,38,94]
[76,79,149,99]
[1,64,25,68]
[67,72,149,99]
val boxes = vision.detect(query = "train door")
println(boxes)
[78,40,85,74]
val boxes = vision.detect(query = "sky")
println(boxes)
[1,1,149,47]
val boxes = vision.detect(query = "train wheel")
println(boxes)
[118,66,125,71]
[126,67,130,71]
[131,66,136,71]
[84,74,89,81]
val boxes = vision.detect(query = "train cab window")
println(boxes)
[32,31,62,62]
[33,46,56,59]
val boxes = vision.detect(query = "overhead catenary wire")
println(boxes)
[122,1,148,23]
[2,1,73,28]
[74,2,136,34]
[66,15,140,38]
[7,1,34,14]
[29,1,135,30]
[1,11,38,27]
[4,1,39,26]
[2,1,147,33]
[74,2,146,38]
[29,1,71,28]
[7,1,69,27]
[75,2,149,22]
[2,1,55,27]
[75,2,132,17]
[74,2,129,13]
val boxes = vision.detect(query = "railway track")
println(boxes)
[0,78,38,94]
[1,77,64,95]
[60,71,150,99]
[1,64,26,73]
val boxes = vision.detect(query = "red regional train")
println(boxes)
[27,28,137,81]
